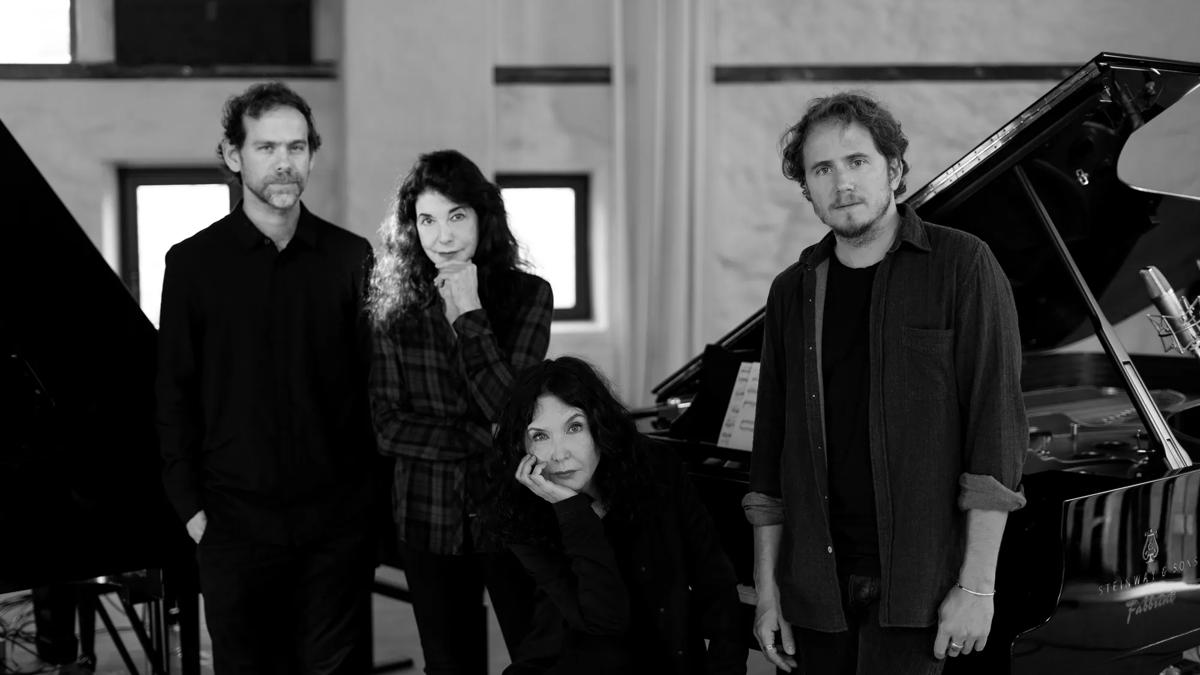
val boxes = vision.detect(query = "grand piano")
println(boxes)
[0,118,199,673]
[650,53,1200,674]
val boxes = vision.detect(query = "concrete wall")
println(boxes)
[0,80,341,266]
[3,0,1200,402]
[703,0,1200,345]
[496,85,618,377]
[342,0,494,240]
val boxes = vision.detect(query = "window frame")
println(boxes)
[68,0,76,62]
[118,167,237,302]
[496,173,593,322]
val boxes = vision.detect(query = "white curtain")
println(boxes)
[612,0,707,406]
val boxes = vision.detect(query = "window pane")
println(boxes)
[503,187,577,310]
[0,0,71,64]
[137,184,230,327]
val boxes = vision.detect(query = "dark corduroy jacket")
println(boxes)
[745,205,1028,630]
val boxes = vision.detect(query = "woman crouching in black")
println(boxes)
[487,356,747,674]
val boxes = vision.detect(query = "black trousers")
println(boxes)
[196,526,375,675]
[401,542,536,675]
[790,575,944,675]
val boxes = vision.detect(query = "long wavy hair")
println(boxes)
[367,149,522,327]
[485,357,657,548]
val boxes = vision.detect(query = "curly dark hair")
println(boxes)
[215,82,322,183]
[780,90,910,197]
[367,149,523,326]
[484,357,657,548]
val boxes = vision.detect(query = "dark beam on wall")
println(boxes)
[3,62,1079,84]
[714,63,1081,83]
[0,62,336,79]
[494,66,611,84]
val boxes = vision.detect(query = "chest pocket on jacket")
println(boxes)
[900,326,953,356]
[897,326,956,422]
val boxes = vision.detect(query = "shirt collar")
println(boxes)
[229,200,317,250]
[807,202,931,264]
[891,203,932,253]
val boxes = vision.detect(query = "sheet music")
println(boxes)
[718,362,760,451]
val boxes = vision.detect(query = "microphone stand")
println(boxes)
[1145,294,1200,358]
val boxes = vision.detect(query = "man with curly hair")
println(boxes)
[157,82,375,674]
[743,91,1027,674]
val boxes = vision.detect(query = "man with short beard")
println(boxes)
[742,92,1027,674]
[157,82,375,674]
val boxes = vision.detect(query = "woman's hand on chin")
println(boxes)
[434,261,481,322]
[515,454,578,504]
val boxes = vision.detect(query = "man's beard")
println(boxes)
[249,176,304,210]
[818,197,889,243]
[828,218,874,241]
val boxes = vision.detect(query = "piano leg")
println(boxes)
[92,598,140,674]
[78,592,97,668]
[176,590,201,675]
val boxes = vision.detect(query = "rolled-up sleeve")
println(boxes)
[742,491,785,526]
[958,473,1026,511]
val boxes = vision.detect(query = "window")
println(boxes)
[0,0,72,63]
[498,174,592,321]
[119,168,236,327]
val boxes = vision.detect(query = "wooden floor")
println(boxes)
[4,567,776,674]
[20,585,1200,675]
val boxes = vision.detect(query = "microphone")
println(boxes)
[1140,265,1200,358]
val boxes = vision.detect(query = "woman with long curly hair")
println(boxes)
[367,149,553,674]
[488,356,747,675]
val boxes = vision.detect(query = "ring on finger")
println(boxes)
[949,641,963,649]
[765,644,777,652]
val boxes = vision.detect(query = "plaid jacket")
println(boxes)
[370,271,553,554]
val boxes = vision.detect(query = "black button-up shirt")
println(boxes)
[157,202,375,544]
[746,206,1027,630]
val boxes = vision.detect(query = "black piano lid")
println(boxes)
[655,52,1200,404]
[0,118,184,591]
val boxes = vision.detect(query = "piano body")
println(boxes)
[0,119,199,672]
[650,53,1200,673]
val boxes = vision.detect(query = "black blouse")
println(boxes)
[506,447,747,675]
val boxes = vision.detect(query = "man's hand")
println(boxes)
[186,510,207,544]
[935,509,1007,659]
[753,581,798,672]
[435,261,482,324]
[933,585,993,659]
[515,455,578,504]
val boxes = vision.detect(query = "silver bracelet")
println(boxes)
[956,582,995,597]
